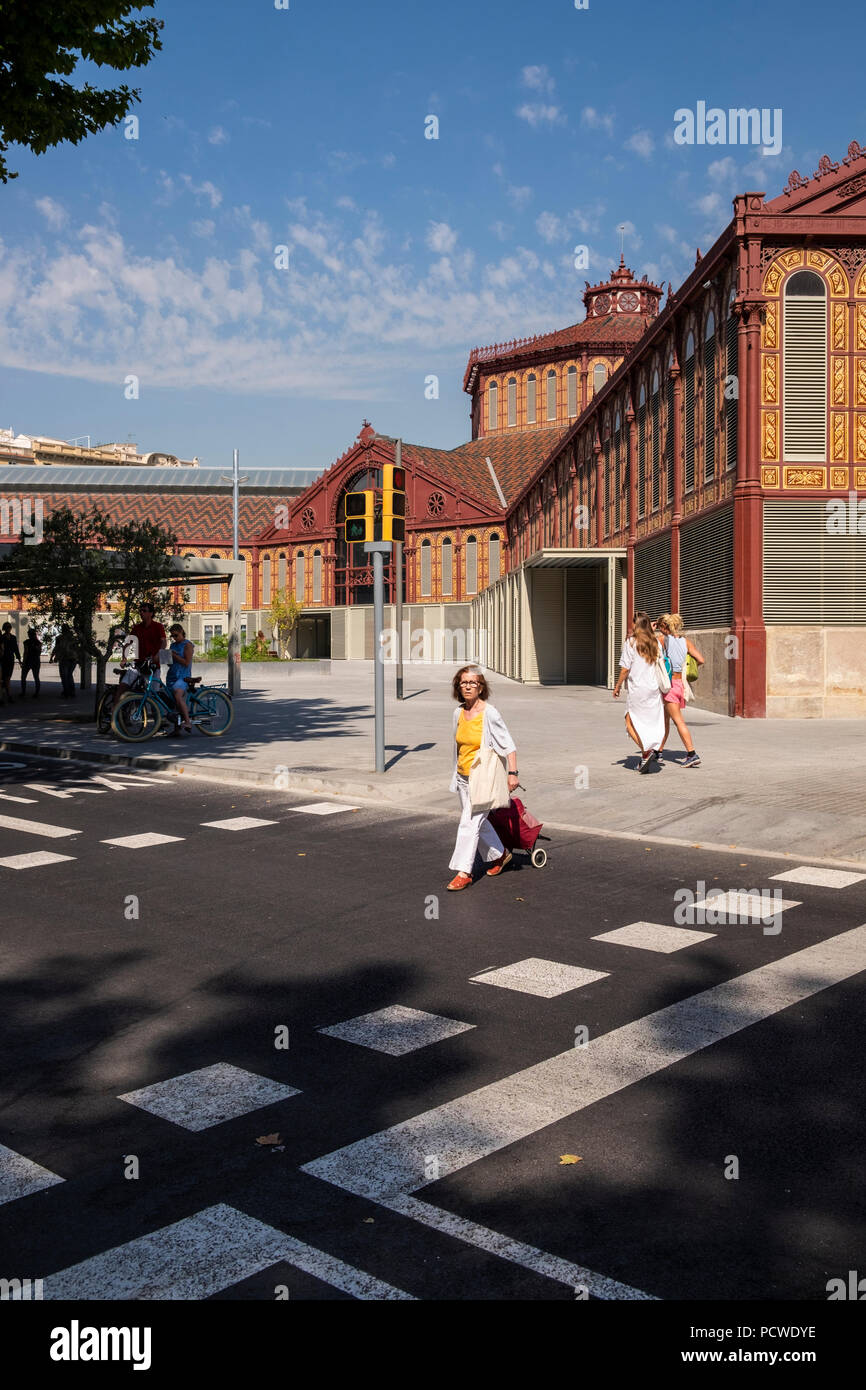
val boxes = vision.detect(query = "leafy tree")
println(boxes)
[0,1,163,183]
[268,588,301,659]
[0,505,181,707]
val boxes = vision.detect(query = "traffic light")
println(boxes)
[382,464,406,543]
[344,490,374,543]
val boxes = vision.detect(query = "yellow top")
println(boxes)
[456,710,484,777]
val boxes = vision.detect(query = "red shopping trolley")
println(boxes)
[487,795,548,868]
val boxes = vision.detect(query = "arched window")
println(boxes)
[527,373,537,424]
[546,369,557,421]
[704,312,716,483]
[684,332,696,492]
[262,553,271,606]
[441,536,453,596]
[489,533,501,584]
[507,377,517,427]
[783,270,827,461]
[313,550,322,602]
[278,553,287,592]
[726,290,738,473]
[209,555,221,606]
[638,384,647,518]
[420,539,432,597]
[488,380,498,431]
[567,365,578,417]
[651,371,661,511]
[593,362,607,396]
[465,536,478,594]
[295,551,305,603]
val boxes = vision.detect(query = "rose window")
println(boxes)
[427,491,446,517]
[619,291,639,312]
[300,507,316,531]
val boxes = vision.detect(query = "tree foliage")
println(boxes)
[0,505,181,702]
[0,0,163,182]
[268,588,302,659]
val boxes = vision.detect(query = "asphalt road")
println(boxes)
[0,752,864,1304]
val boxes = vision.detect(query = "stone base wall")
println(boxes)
[683,628,731,716]
[766,627,866,718]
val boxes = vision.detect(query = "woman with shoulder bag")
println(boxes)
[656,613,704,768]
[448,665,518,891]
[612,611,666,773]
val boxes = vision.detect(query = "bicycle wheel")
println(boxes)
[189,687,234,736]
[112,692,163,742]
[96,689,114,735]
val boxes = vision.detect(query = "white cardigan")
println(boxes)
[450,702,517,793]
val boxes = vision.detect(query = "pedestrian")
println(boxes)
[113,602,167,709]
[20,626,42,698]
[447,664,518,891]
[612,610,666,772]
[0,622,22,703]
[656,613,705,768]
[51,624,79,698]
[165,623,195,735]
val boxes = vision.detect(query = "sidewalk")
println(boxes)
[2,661,865,867]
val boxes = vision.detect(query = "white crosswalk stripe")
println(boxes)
[771,865,866,888]
[201,817,278,831]
[292,802,359,816]
[0,814,79,838]
[592,922,716,952]
[0,1142,65,1205]
[0,851,76,870]
[118,1063,300,1131]
[101,832,184,849]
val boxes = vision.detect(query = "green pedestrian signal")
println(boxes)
[344,490,374,543]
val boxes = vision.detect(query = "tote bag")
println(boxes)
[655,651,672,694]
[468,744,510,814]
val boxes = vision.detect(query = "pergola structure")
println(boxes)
[0,550,246,696]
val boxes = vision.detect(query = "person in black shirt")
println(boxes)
[0,623,21,704]
[21,627,42,698]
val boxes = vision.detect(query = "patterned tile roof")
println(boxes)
[399,427,569,510]
[9,491,279,548]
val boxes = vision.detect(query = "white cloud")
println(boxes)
[489,220,511,241]
[191,219,215,238]
[34,197,67,228]
[581,107,615,136]
[335,196,357,210]
[381,152,397,169]
[570,201,606,236]
[696,192,724,217]
[517,103,565,129]
[506,183,533,209]
[707,155,737,183]
[426,221,458,254]
[624,130,654,160]
[536,212,565,243]
[616,219,643,252]
[521,65,555,94]
[208,126,229,146]
[180,175,222,208]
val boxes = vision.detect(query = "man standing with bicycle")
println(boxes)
[112,602,166,710]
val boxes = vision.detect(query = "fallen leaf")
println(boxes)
[515,897,524,902]
[298,852,306,856]
[362,1217,374,1224]
[559,1154,582,1165]
[256,1133,281,1146]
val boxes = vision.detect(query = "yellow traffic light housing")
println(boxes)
[344,490,374,543]
[382,465,406,543]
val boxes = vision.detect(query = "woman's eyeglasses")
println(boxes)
[460,680,479,688]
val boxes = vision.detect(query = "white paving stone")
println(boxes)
[0,851,76,871]
[291,802,359,816]
[101,832,185,849]
[470,957,609,998]
[0,1142,64,1206]
[592,921,716,953]
[119,1063,300,1131]
[770,866,866,889]
[201,817,278,831]
[319,1005,475,1055]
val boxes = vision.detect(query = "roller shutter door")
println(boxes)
[763,500,866,623]
[635,534,671,618]
[680,506,733,627]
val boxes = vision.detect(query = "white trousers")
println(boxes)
[449,774,505,874]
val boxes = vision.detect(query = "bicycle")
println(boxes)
[97,665,146,734]
[111,659,233,742]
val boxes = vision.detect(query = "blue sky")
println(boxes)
[1,0,864,471]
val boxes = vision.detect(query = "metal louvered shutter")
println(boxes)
[763,500,866,623]
[704,335,716,482]
[726,314,738,472]
[635,534,671,619]
[638,403,646,517]
[665,378,675,503]
[680,505,733,627]
[614,426,622,532]
[783,299,827,461]
[651,389,660,510]
[684,353,696,492]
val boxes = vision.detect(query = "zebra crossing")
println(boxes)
[1,847,864,1300]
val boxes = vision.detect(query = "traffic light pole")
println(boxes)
[365,541,392,773]
[394,440,404,700]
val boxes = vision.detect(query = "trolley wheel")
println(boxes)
[531,847,547,868]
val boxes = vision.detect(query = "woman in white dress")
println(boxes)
[612,611,665,773]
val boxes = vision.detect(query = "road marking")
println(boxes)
[101,832,184,849]
[771,866,866,889]
[319,1006,475,1056]
[42,1204,414,1300]
[0,851,76,870]
[202,817,278,831]
[0,793,38,804]
[470,957,609,998]
[302,925,866,1201]
[291,802,360,816]
[693,890,801,920]
[0,1142,64,1206]
[24,783,103,799]
[383,1195,656,1300]
[592,922,716,953]
[0,814,79,838]
[119,1062,300,1131]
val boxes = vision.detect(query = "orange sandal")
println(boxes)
[486,850,513,877]
[447,872,473,891]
